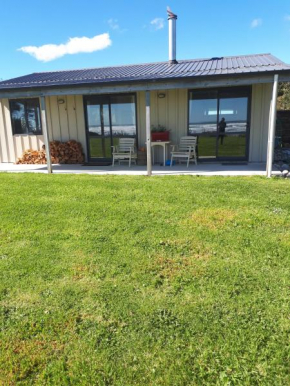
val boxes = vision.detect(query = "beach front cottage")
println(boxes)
[0,10,290,176]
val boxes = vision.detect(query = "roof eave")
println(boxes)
[1,69,290,99]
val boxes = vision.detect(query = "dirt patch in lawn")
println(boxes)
[147,254,207,283]
[0,338,65,383]
[190,208,237,230]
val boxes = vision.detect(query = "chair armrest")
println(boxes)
[129,146,135,154]
[112,146,120,153]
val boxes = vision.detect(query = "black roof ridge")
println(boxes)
[31,53,276,75]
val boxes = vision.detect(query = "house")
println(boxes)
[0,9,290,176]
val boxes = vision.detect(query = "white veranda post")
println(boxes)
[146,91,152,176]
[266,74,279,178]
[40,96,52,174]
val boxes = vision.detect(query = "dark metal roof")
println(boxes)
[0,53,289,90]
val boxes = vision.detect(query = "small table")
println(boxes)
[150,141,171,166]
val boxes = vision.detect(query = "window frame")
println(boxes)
[187,86,252,161]
[83,92,138,162]
[9,98,42,136]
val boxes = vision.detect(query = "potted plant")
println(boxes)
[151,125,170,141]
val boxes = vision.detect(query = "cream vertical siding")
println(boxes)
[249,83,272,162]
[137,89,188,162]
[45,95,87,159]
[0,85,273,164]
[0,95,86,163]
[137,89,188,147]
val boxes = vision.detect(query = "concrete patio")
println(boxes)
[0,162,281,176]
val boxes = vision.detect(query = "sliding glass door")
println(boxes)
[189,87,251,161]
[86,97,111,160]
[189,90,218,159]
[84,94,137,163]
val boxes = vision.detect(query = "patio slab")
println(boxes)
[0,162,281,176]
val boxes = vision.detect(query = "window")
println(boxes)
[10,98,42,135]
[188,87,251,160]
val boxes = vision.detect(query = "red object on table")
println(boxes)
[151,131,170,141]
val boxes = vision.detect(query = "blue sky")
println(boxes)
[1,0,290,80]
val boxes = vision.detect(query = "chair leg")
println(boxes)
[129,157,131,168]
[170,155,173,167]
[112,156,115,167]
[187,156,190,168]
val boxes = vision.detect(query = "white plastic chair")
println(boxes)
[112,138,137,167]
[170,136,197,167]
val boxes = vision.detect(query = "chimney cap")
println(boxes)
[167,7,177,20]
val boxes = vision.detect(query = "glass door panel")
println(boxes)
[189,93,218,159]
[86,99,111,160]
[217,97,248,158]
[110,95,137,138]
[89,137,112,158]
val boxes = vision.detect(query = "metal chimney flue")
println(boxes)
[167,7,177,64]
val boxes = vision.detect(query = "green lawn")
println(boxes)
[0,174,289,385]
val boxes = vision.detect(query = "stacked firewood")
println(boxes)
[16,149,46,164]
[16,140,84,165]
[49,140,84,164]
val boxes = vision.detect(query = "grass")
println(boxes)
[0,174,289,385]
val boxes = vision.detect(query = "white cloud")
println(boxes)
[108,18,120,30]
[150,18,165,30]
[284,15,290,21]
[18,33,112,62]
[251,18,262,28]
[107,19,127,33]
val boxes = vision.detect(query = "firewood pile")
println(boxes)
[49,140,84,164]
[16,140,84,165]
[16,149,46,164]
